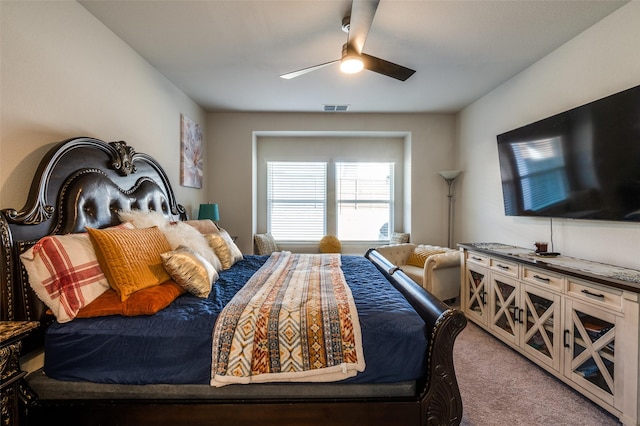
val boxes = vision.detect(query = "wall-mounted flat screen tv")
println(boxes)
[497,84,640,222]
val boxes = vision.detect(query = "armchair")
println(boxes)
[374,243,461,302]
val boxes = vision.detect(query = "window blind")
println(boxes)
[267,162,326,240]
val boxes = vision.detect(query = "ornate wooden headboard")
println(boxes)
[1,137,187,346]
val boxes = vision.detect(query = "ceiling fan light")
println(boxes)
[340,57,364,74]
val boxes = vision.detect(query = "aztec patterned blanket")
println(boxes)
[210,252,365,386]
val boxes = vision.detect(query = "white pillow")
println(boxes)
[162,221,223,271]
[118,209,169,228]
[19,222,134,323]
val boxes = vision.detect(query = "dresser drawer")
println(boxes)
[490,258,518,277]
[522,266,563,292]
[567,279,623,312]
[466,252,489,266]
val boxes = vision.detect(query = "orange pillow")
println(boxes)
[76,281,185,317]
[87,226,172,301]
[406,247,446,268]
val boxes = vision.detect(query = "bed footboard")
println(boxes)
[366,248,467,425]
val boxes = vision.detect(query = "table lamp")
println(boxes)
[198,203,219,222]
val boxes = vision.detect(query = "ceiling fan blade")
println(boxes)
[361,53,415,81]
[347,0,379,53]
[280,60,339,79]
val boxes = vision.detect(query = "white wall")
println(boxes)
[0,1,207,218]
[457,2,640,269]
[207,113,456,254]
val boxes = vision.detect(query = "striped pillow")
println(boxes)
[19,222,133,323]
[87,226,172,301]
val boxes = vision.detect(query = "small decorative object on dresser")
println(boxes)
[1,321,39,426]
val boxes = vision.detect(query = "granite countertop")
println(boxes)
[459,242,640,293]
[0,321,39,345]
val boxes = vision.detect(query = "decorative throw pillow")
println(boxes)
[184,219,219,234]
[254,233,278,255]
[19,222,134,323]
[161,222,223,271]
[87,226,172,301]
[319,235,341,253]
[390,232,410,244]
[119,209,223,271]
[75,280,185,318]
[406,247,447,268]
[204,228,243,270]
[161,246,217,298]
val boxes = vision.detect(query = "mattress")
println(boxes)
[44,255,428,385]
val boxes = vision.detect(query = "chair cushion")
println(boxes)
[254,233,278,255]
[390,232,410,244]
[399,265,423,285]
[319,235,341,253]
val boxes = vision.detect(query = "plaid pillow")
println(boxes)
[254,233,278,255]
[390,232,410,244]
[20,223,133,323]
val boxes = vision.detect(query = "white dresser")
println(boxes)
[459,242,640,426]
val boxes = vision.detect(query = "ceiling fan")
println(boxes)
[280,0,415,81]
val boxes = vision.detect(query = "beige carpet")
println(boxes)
[454,320,621,425]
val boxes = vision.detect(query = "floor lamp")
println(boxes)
[439,170,462,248]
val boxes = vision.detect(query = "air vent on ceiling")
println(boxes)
[323,104,350,112]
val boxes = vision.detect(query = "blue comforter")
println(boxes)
[44,255,428,385]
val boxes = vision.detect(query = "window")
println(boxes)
[267,162,326,240]
[336,162,394,241]
[266,161,394,242]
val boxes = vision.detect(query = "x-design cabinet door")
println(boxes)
[564,298,619,407]
[488,273,562,372]
[464,261,489,326]
[489,273,520,346]
[520,284,562,371]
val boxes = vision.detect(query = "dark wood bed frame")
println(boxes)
[0,137,467,426]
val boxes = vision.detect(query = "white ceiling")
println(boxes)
[79,0,628,114]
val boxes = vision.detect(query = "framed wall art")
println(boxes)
[180,114,203,188]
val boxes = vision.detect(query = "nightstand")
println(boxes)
[1,321,39,426]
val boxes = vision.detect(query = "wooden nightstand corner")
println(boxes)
[1,321,39,426]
